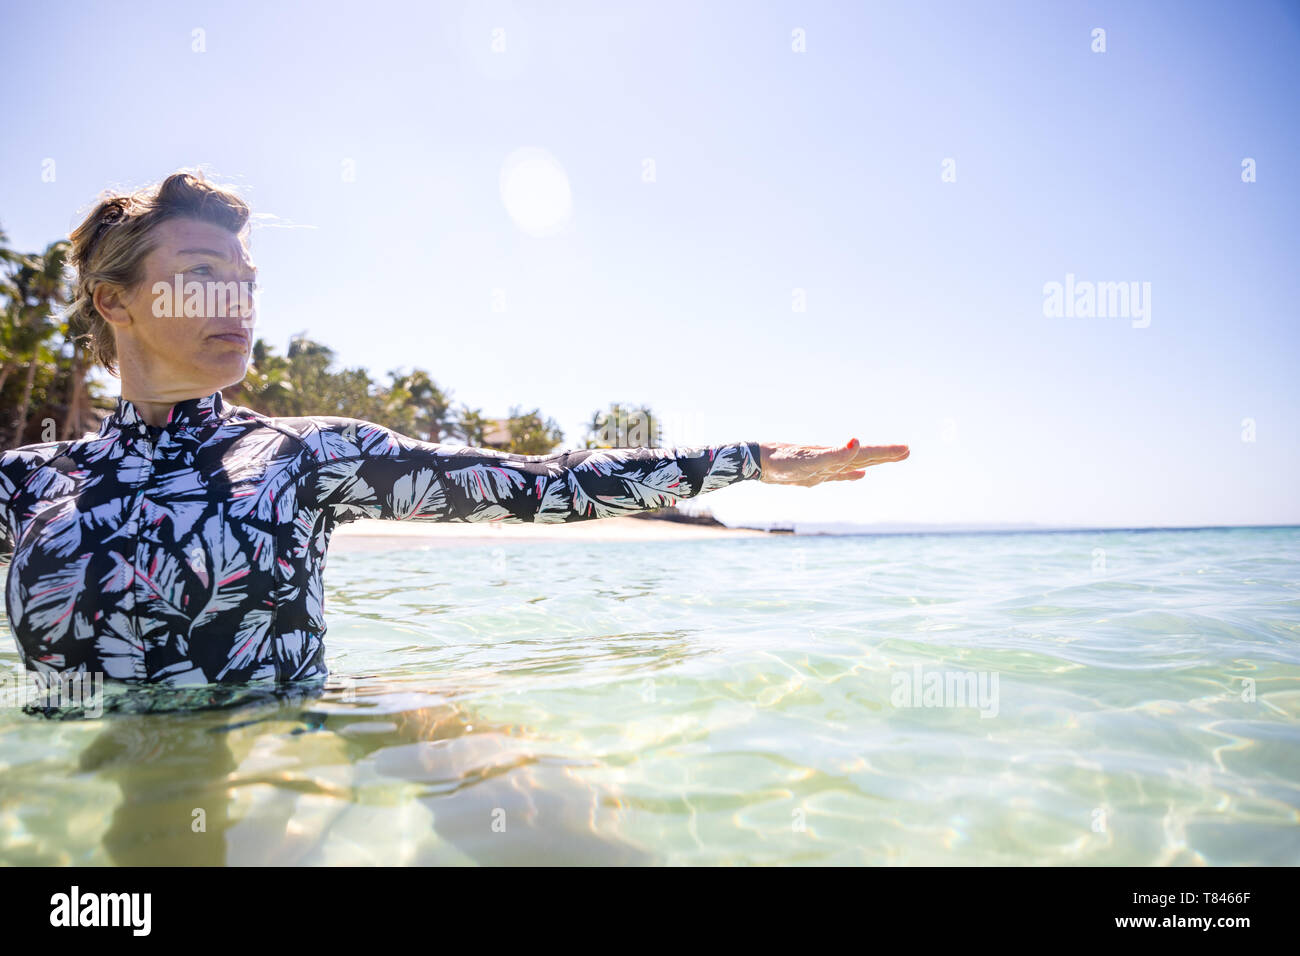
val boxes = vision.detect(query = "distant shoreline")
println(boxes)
[780,522,1300,537]
[328,515,767,551]
[324,517,1298,553]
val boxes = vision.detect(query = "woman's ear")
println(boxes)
[93,281,133,329]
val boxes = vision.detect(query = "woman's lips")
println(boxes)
[210,332,249,347]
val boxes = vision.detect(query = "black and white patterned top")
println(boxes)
[0,391,762,686]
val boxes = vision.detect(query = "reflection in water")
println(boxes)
[45,678,652,865]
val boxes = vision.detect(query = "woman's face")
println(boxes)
[100,215,258,391]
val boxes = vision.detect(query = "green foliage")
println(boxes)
[0,230,99,446]
[583,401,662,448]
[447,404,492,446]
[504,405,565,456]
[223,335,557,449]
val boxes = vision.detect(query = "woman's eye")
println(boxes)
[190,265,213,275]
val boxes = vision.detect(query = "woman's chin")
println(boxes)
[201,352,249,377]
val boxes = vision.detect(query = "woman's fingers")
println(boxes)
[848,444,910,467]
[825,440,909,471]
[757,439,909,485]
[816,439,861,472]
[825,440,907,474]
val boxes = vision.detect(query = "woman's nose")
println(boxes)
[227,281,257,318]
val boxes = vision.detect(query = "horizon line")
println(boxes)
[735,522,1300,538]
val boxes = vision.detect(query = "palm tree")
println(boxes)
[0,223,29,400]
[582,407,609,449]
[505,405,564,455]
[584,402,662,448]
[3,240,70,443]
[228,337,296,414]
[584,402,625,448]
[283,333,336,416]
[385,368,454,442]
[57,323,92,440]
[631,403,663,447]
[451,404,492,446]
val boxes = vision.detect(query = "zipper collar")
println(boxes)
[98,389,235,440]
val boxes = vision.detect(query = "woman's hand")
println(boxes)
[758,438,909,486]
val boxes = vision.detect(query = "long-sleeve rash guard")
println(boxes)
[0,390,763,687]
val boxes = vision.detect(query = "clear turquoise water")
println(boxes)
[2,526,1297,865]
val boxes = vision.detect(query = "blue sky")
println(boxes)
[2,0,1297,529]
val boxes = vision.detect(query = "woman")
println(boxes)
[0,171,910,687]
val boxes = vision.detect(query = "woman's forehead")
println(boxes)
[153,217,252,263]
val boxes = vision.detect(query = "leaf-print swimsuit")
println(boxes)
[0,390,763,687]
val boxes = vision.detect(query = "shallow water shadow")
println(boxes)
[305,696,655,865]
[40,678,654,865]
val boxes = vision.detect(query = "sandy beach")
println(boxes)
[328,515,771,551]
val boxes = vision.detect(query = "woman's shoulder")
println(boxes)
[224,407,386,467]
[0,440,100,550]
[1,439,84,497]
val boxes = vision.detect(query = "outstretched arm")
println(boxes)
[296,418,764,525]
